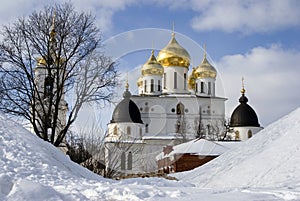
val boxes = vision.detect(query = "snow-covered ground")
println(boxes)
[1,108,300,200]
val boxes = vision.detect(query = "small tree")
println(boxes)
[0,3,117,146]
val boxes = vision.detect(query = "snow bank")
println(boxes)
[1,111,299,200]
[177,107,300,189]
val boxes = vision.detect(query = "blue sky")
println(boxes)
[1,0,300,131]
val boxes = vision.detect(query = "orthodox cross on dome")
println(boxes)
[49,10,57,60]
[241,77,246,95]
[172,21,175,37]
[50,10,56,42]
[125,72,129,89]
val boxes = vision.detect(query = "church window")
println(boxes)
[128,151,132,170]
[127,126,131,135]
[248,130,253,139]
[174,72,177,89]
[176,102,185,115]
[144,80,147,92]
[150,79,154,92]
[208,82,211,95]
[139,128,142,138]
[158,80,161,91]
[200,82,204,93]
[163,73,166,89]
[195,83,198,93]
[113,126,117,135]
[44,76,54,98]
[184,73,187,90]
[121,152,126,170]
[145,124,149,133]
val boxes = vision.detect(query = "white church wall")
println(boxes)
[131,95,226,140]
[162,66,189,94]
[230,126,263,141]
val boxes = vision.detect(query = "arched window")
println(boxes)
[44,76,54,98]
[200,82,204,93]
[248,130,253,139]
[127,126,131,135]
[176,102,185,115]
[163,73,166,89]
[208,82,211,95]
[113,126,118,135]
[150,79,154,92]
[158,80,161,91]
[184,73,187,90]
[139,128,142,138]
[174,72,177,89]
[145,124,149,133]
[121,152,126,170]
[127,151,132,170]
[144,80,147,93]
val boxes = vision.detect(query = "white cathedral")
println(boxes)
[104,32,263,175]
[32,21,262,175]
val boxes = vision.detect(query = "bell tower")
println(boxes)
[32,12,68,142]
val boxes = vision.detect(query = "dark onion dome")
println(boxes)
[110,84,143,124]
[230,88,260,127]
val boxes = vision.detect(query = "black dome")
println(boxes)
[230,94,260,127]
[110,89,143,124]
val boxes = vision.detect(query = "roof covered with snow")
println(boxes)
[156,139,240,160]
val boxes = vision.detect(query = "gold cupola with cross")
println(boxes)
[156,29,190,68]
[194,44,217,79]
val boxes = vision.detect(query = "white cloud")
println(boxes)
[0,0,136,33]
[217,44,300,125]
[190,0,300,33]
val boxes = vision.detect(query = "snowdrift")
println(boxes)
[177,108,300,189]
[1,110,300,201]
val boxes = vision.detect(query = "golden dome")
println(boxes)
[188,67,197,90]
[137,76,143,88]
[141,50,164,76]
[156,33,190,68]
[194,48,217,79]
[36,57,47,66]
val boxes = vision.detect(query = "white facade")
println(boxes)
[142,75,162,96]
[195,78,216,97]
[229,126,263,141]
[162,66,189,94]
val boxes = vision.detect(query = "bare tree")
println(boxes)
[67,122,106,175]
[0,3,117,146]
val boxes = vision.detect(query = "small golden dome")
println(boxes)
[36,57,47,66]
[188,67,197,90]
[156,33,190,68]
[141,50,164,76]
[137,76,143,88]
[194,46,217,79]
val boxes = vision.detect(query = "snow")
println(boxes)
[1,108,300,200]
[156,139,238,160]
[176,107,300,191]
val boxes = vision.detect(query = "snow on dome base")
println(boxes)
[177,107,300,189]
